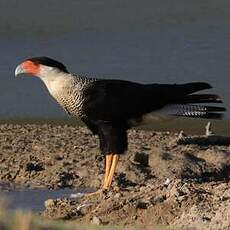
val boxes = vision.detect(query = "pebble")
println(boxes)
[114,193,121,199]
[44,199,55,208]
[69,193,84,199]
[150,195,166,205]
[77,203,94,215]
[135,200,148,209]
[133,152,149,166]
[163,178,171,187]
[91,216,102,225]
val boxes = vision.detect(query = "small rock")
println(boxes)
[202,216,211,222]
[44,199,55,208]
[176,195,186,202]
[135,200,148,209]
[133,152,149,167]
[161,152,172,160]
[150,195,166,205]
[91,216,102,225]
[25,162,44,172]
[163,178,171,187]
[132,215,138,220]
[77,203,94,215]
[54,154,64,160]
[57,172,75,188]
[69,193,84,199]
[114,193,121,199]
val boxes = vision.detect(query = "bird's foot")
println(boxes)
[84,188,115,199]
[84,189,103,198]
[82,190,111,205]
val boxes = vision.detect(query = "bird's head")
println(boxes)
[15,57,69,78]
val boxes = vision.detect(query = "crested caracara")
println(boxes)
[15,57,226,192]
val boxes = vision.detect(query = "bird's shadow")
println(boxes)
[177,135,230,146]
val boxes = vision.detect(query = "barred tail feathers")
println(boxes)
[165,104,226,119]
[142,82,225,121]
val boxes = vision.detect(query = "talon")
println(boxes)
[84,189,102,197]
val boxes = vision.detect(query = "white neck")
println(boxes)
[36,65,72,97]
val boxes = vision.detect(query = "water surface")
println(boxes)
[0,0,229,118]
[0,188,88,212]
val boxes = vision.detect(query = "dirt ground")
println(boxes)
[0,123,229,229]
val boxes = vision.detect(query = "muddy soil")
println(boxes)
[0,124,229,229]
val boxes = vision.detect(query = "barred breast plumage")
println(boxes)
[44,74,96,118]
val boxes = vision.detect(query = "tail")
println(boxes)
[164,82,226,119]
[179,94,223,104]
[173,82,212,95]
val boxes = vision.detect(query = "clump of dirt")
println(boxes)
[0,124,229,229]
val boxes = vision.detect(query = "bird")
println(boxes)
[15,56,226,192]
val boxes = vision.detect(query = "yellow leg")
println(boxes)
[103,154,119,190]
[85,154,119,196]
[103,154,113,187]
[85,154,113,197]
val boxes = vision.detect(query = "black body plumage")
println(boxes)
[77,80,225,154]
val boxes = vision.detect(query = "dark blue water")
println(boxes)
[0,0,230,118]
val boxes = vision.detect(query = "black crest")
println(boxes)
[27,57,69,73]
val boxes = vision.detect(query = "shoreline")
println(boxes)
[0,117,229,135]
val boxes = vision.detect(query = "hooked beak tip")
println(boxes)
[15,65,25,77]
